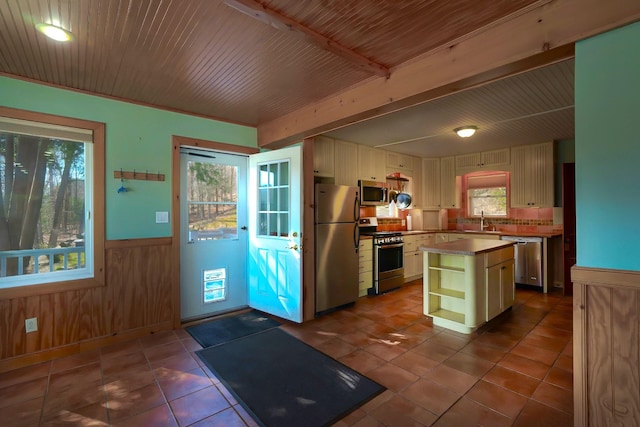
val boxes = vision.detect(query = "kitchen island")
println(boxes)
[420,239,515,334]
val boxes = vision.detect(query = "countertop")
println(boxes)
[418,239,515,256]
[401,230,562,238]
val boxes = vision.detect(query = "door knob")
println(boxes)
[286,243,299,250]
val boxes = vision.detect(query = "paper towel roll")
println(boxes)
[406,215,412,231]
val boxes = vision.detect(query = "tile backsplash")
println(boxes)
[359,205,563,233]
[446,206,562,234]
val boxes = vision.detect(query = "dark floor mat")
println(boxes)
[196,328,385,427]
[186,310,280,348]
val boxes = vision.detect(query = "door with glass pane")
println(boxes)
[180,149,248,321]
[248,145,302,323]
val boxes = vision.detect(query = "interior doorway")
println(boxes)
[562,162,576,296]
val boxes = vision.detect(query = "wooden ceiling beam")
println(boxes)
[256,0,640,148]
[224,0,390,78]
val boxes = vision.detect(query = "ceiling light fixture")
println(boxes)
[36,23,73,42]
[454,125,478,138]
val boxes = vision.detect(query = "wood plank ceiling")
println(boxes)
[0,0,581,156]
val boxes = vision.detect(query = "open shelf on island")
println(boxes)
[428,265,465,273]
[429,288,465,299]
[429,309,465,324]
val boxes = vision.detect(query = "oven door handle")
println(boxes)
[378,243,404,249]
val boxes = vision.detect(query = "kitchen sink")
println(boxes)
[460,230,502,234]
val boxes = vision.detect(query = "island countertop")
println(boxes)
[419,239,514,256]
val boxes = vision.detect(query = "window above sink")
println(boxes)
[464,172,509,218]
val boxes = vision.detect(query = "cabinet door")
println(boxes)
[501,261,515,309]
[481,148,510,168]
[455,152,481,170]
[387,152,414,171]
[422,158,441,208]
[486,263,502,320]
[334,140,359,186]
[455,148,509,174]
[440,157,460,208]
[510,142,554,207]
[358,145,386,181]
[313,135,335,177]
[410,157,422,208]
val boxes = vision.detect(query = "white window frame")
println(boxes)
[466,173,508,218]
[0,107,105,298]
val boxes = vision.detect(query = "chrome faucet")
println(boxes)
[480,210,489,230]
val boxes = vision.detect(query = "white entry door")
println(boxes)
[180,149,248,321]
[248,145,303,323]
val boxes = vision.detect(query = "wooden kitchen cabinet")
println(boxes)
[409,156,422,208]
[440,156,461,208]
[312,135,335,178]
[334,139,359,186]
[387,152,415,171]
[358,239,373,297]
[422,158,441,208]
[404,233,435,281]
[485,253,515,321]
[357,145,386,182]
[510,142,554,208]
[455,148,510,172]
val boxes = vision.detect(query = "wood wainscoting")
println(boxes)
[572,266,640,427]
[0,237,174,373]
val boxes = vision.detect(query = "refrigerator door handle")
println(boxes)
[354,194,360,222]
[354,223,360,253]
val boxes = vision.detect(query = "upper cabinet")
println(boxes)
[440,156,461,209]
[358,145,387,182]
[312,135,335,178]
[510,142,554,208]
[421,157,459,209]
[422,158,441,208]
[387,152,415,171]
[334,139,359,186]
[455,148,510,173]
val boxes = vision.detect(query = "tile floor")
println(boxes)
[0,281,573,426]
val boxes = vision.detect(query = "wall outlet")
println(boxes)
[25,317,38,333]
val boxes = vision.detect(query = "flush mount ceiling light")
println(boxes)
[36,23,73,42]
[454,126,478,138]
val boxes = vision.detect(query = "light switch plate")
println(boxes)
[25,317,38,333]
[155,211,169,223]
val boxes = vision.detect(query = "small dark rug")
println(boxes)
[196,328,385,427]
[186,310,280,348]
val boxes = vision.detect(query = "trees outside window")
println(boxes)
[0,111,103,290]
[466,172,508,217]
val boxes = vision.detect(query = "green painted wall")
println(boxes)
[575,21,640,270]
[0,76,257,240]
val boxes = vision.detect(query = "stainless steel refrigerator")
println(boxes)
[315,183,360,313]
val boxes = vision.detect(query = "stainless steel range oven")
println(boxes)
[371,232,404,295]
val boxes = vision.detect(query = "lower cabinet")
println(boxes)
[485,257,515,321]
[404,233,436,281]
[424,245,514,334]
[358,239,373,297]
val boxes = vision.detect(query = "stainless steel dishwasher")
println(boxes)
[501,236,543,287]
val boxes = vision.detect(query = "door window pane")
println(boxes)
[257,159,290,237]
[187,160,238,241]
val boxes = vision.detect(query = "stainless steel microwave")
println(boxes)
[358,180,389,206]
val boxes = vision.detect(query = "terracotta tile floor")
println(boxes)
[0,282,573,426]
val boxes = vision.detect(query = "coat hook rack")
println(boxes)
[113,169,165,182]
